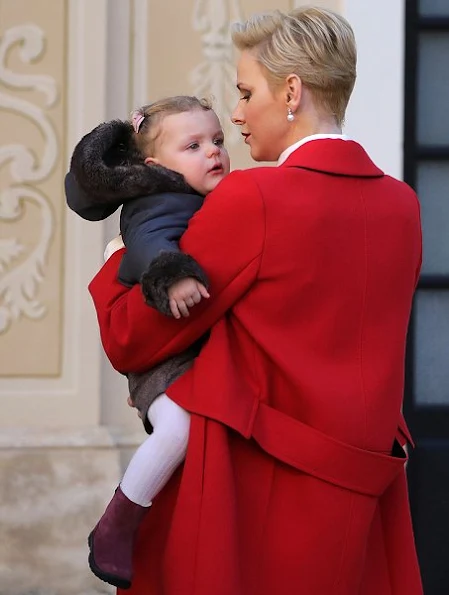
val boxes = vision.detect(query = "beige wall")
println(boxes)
[0,0,67,376]
[0,0,109,430]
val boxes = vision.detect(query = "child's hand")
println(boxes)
[168,277,210,319]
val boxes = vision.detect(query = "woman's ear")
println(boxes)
[144,156,160,166]
[285,74,302,113]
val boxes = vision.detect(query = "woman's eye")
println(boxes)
[240,94,251,102]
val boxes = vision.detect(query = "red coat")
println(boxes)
[89,139,423,595]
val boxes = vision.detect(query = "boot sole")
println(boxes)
[88,531,132,590]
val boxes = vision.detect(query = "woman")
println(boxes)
[88,7,423,595]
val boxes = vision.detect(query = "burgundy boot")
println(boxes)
[88,486,148,589]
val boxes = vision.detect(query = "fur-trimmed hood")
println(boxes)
[65,119,197,221]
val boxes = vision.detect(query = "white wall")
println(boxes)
[343,0,405,179]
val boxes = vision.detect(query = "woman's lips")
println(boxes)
[242,133,251,144]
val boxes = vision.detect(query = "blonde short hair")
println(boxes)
[131,95,213,156]
[231,7,357,125]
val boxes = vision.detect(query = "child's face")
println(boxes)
[145,110,230,195]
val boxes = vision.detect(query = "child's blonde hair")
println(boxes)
[231,7,357,125]
[131,96,213,157]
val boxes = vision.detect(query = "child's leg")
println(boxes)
[87,393,190,589]
[120,393,190,506]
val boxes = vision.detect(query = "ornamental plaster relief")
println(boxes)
[0,24,56,336]
[190,0,244,146]
[145,0,292,171]
[0,0,67,377]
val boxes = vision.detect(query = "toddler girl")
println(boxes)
[65,96,230,589]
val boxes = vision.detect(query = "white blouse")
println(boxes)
[277,133,350,167]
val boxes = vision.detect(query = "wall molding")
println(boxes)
[0,24,57,335]
[190,0,244,145]
[0,0,109,427]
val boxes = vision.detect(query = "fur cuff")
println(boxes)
[141,252,209,316]
[69,119,196,204]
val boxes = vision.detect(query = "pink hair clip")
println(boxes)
[131,110,145,133]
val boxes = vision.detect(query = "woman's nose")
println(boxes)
[231,102,244,125]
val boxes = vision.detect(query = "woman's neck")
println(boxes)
[281,121,342,159]
[293,117,342,140]
[285,101,343,148]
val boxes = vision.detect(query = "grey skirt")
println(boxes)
[127,342,202,433]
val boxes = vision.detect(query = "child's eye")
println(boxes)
[213,137,224,146]
[187,142,199,150]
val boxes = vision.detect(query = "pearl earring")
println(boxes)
[287,107,295,122]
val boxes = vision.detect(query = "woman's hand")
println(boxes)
[168,277,210,319]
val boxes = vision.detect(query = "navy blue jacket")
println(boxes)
[66,171,205,286]
[64,119,208,313]
[64,118,209,432]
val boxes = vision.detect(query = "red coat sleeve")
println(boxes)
[88,170,265,373]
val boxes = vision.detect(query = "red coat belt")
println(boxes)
[174,388,410,498]
[247,400,408,497]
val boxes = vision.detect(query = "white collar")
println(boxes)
[277,134,350,166]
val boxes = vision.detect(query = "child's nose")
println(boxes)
[207,143,220,157]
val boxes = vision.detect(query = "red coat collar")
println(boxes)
[281,139,384,178]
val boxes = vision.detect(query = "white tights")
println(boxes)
[120,393,191,507]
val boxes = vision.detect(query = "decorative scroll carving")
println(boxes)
[0,24,57,334]
[190,0,243,145]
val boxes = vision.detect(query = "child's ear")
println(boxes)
[144,156,160,166]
